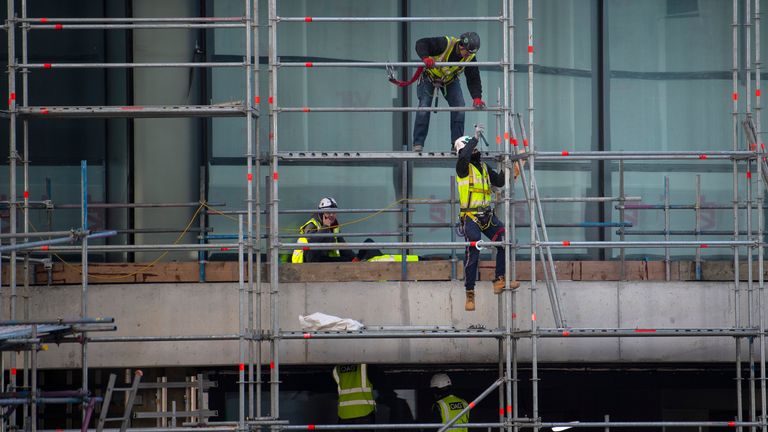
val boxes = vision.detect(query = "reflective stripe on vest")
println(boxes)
[294,217,341,260]
[291,237,309,263]
[457,162,491,217]
[436,395,469,432]
[333,364,375,419]
[366,254,419,262]
[425,36,476,85]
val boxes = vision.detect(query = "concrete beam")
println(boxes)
[19,280,751,369]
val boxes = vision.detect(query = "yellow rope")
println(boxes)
[35,203,204,281]
[33,197,436,280]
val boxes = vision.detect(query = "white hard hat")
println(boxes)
[453,136,472,153]
[430,373,452,389]
[318,197,338,209]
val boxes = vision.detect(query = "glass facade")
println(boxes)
[1,0,763,262]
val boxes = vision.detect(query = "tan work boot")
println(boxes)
[465,290,476,311]
[493,276,521,294]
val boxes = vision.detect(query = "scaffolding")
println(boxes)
[0,0,767,431]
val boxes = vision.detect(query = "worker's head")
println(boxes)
[458,32,480,58]
[454,136,480,162]
[430,373,452,399]
[318,197,338,227]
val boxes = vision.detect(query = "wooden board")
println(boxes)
[16,260,768,286]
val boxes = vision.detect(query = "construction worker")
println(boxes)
[333,364,376,429]
[428,373,469,432]
[355,238,419,262]
[292,197,356,263]
[412,32,485,152]
[455,126,520,311]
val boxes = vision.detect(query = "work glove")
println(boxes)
[474,123,485,139]
[473,98,486,109]
[422,57,435,69]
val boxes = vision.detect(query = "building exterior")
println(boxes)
[1,0,767,430]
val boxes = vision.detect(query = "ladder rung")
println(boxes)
[112,387,134,391]
[104,416,127,422]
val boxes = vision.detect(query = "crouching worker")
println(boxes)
[292,197,357,263]
[455,128,520,311]
[355,239,419,262]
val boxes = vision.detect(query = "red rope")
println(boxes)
[389,66,424,87]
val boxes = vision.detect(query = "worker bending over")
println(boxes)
[412,32,485,153]
[455,126,519,311]
[333,364,376,431]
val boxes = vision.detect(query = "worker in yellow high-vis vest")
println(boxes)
[455,127,520,311]
[427,373,469,432]
[292,197,357,263]
[412,32,485,153]
[333,364,376,429]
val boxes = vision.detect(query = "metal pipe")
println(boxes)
[7,0,18,427]
[0,230,116,253]
[278,16,503,22]
[252,0,263,419]
[664,176,670,281]
[238,215,245,431]
[28,23,245,30]
[527,1,538,430]
[0,317,113,325]
[40,242,237,252]
[268,0,280,419]
[18,62,245,69]
[536,150,754,158]
[754,0,768,428]
[282,330,505,339]
[507,2,518,430]
[695,175,702,280]
[52,202,219,209]
[247,0,258,418]
[80,161,88,422]
[19,16,243,23]
[619,161,626,280]
[436,378,504,432]
[733,3,744,429]
[278,240,754,250]
[277,61,502,68]
[277,106,505,113]
[281,424,506,431]
[87,335,242,343]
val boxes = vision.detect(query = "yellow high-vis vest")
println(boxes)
[333,364,375,420]
[291,217,341,263]
[425,36,476,85]
[436,395,470,432]
[456,162,492,218]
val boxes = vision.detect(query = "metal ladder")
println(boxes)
[508,113,567,328]
[96,370,143,432]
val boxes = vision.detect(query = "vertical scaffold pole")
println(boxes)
[502,0,515,429]
[6,0,18,427]
[754,0,767,429]
[20,0,30,428]
[745,1,757,428]
[732,1,744,430]
[663,176,670,281]
[268,0,280,422]
[526,0,539,430]
[245,0,258,420]
[81,160,89,421]
[238,214,245,432]
[506,0,519,429]
[695,175,702,280]
[251,0,264,420]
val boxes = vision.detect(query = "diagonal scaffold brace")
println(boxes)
[507,112,567,328]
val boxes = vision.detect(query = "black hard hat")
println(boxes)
[458,32,480,53]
